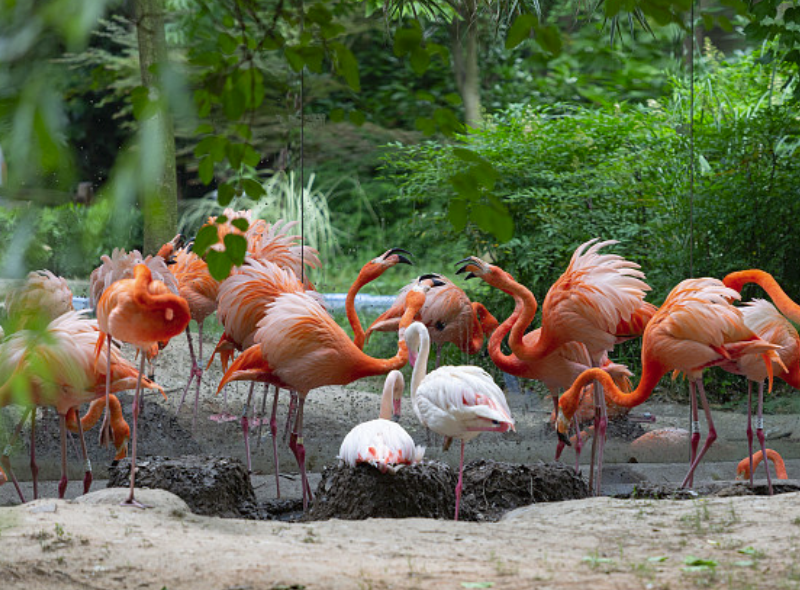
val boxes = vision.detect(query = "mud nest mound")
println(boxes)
[460,459,589,522]
[305,459,589,522]
[108,455,256,517]
[618,480,800,500]
[306,460,456,521]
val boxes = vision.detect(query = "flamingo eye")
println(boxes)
[435,321,446,331]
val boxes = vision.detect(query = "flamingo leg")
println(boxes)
[241,383,255,474]
[2,407,32,503]
[192,322,204,430]
[256,383,269,449]
[746,381,754,488]
[756,380,773,495]
[572,414,583,475]
[454,439,465,522]
[58,413,69,499]
[593,378,608,496]
[30,409,39,500]
[553,391,565,461]
[288,395,312,510]
[177,327,197,413]
[688,381,701,488]
[74,407,92,495]
[269,386,281,498]
[283,390,297,443]
[681,380,717,488]
[122,354,149,509]
[99,333,113,448]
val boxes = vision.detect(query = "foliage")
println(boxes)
[0,199,142,279]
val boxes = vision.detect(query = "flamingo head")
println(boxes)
[0,465,6,486]
[555,407,572,447]
[373,248,413,269]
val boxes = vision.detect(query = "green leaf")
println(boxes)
[393,26,422,57]
[415,117,436,135]
[506,14,538,49]
[195,123,214,134]
[198,156,214,185]
[306,3,332,25]
[683,556,718,568]
[226,143,245,170]
[218,32,238,55]
[471,162,499,191]
[131,86,157,120]
[193,224,220,257]
[299,46,325,74]
[217,183,235,207]
[349,110,366,126]
[284,46,305,72]
[241,178,266,199]
[449,172,480,201]
[415,90,436,103]
[205,249,234,281]
[444,93,462,106]
[262,32,284,51]
[222,86,246,121]
[474,198,514,242]
[231,218,250,232]
[452,147,484,164]
[223,233,247,265]
[447,199,468,231]
[242,145,261,167]
[536,25,562,56]
[647,556,669,563]
[329,108,345,123]
[239,69,265,109]
[333,43,360,92]
[409,46,430,75]
[433,108,465,136]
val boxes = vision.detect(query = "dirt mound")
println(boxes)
[107,455,256,517]
[460,459,589,521]
[305,459,589,522]
[617,480,800,500]
[306,460,456,521]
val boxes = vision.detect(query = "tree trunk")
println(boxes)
[134,0,178,255]
[450,0,482,130]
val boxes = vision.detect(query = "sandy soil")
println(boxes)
[3,324,800,588]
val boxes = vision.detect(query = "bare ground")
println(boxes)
[2,326,800,588]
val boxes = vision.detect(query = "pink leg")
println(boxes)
[688,381,701,488]
[99,333,113,447]
[454,439,465,521]
[192,323,205,430]
[270,386,281,498]
[553,392,564,460]
[2,407,32,503]
[283,390,297,443]
[58,414,69,499]
[241,383,255,474]
[756,381,773,495]
[746,381,754,487]
[177,327,197,411]
[573,415,583,474]
[256,383,269,450]
[681,380,717,488]
[288,395,311,509]
[30,409,39,500]
[122,355,149,509]
[73,407,93,494]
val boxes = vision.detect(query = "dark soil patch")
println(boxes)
[460,459,589,521]
[306,460,456,521]
[305,459,589,522]
[108,455,257,518]
[615,480,800,500]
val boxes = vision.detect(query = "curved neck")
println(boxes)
[724,270,800,324]
[379,370,404,420]
[487,301,528,374]
[780,363,800,389]
[409,329,430,410]
[742,449,788,480]
[559,363,665,420]
[346,266,378,350]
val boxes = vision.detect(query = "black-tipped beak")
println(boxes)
[384,247,413,265]
[430,278,446,287]
[418,273,441,281]
[391,413,401,423]
[557,430,572,447]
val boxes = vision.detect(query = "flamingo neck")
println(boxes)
[560,363,665,420]
[780,362,800,389]
[740,449,788,480]
[345,267,377,350]
[408,329,430,415]
[487,302,527,374]
[724,270,800,324]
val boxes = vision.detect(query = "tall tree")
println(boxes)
[134,0,178,255]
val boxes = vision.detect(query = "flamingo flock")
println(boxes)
[1,213,799,519]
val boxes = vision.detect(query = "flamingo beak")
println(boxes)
[557,430,572,447]
[384,248,413,265]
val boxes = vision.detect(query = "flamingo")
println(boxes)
[556,278,782,491]
[95,264,190,507]
[737,449,788,481]
[217,277,434,509]
[723,270,800,324]
[0,310,164,500]
[338,370,425,473]
[716,298,798,494]
[66,394,130,461]
[3,269,75,493]
[402,321,515,521]
[207,248,411,496]
[456,243,654,489]
[365,274,499,365]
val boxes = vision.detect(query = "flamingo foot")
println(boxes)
[83,469,93,495]
[57,475,68,499]
[120,496,151,509]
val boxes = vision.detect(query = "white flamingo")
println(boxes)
[403,321,515,521]
[338,370,424,473]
